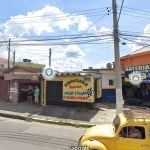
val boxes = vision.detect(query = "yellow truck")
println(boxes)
[79,108,150,150]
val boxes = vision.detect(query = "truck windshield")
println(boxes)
[112,115,120,133]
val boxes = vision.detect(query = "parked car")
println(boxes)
[78,108,150,150]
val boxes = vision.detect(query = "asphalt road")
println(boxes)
[0,117,86,150]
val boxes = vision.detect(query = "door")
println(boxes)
[116,126,149,150]
[116,137,149,150]
[46,81,63,105]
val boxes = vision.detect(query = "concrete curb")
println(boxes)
[31,117,95,128]
[0,111,26,120]
[0,111,95,128]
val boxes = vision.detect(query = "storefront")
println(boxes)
[4,73,41,103]
[42,74,101,107]
[123,64,150,100]
[121,47,150,101]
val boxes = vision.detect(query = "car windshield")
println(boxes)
[112,115,120,133]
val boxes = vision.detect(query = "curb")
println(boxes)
[31,117,95,128]
[0,112,26,120]
[0,111,95,128]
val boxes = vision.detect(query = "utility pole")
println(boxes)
[49,48,51,67]
[13,51,15,73]
[7,39,11,102]
[8,39,11,73]
[112,0,124,114]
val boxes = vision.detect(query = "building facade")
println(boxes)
[83,68,116,102]
[3,65,42,103]
[120,46,150,100]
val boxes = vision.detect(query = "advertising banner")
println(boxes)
[63,76,94,102]
[124,64,150,83]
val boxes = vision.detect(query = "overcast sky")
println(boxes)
[0,0,150,72]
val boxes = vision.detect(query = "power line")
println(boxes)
[2,29,150,48]
[120,32,150,41]
[80,7,112,35]
[123,6,150,15]
[0,31,113,42]
[0,7,111,24]
[10,37,113,46]
[121,12,150,20]
[115,6,150,20]
[117,0,124,24]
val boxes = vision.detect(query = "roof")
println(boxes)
[121,46,150,59]
[13,65,42,73]
[123,108,150,123]
[131,46,150,55]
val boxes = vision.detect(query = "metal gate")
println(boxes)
[46,81,63,105]
[0,80,9,101]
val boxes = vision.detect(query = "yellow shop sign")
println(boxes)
[63,76,94,102]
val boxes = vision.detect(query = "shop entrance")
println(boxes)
[18,82,41,102]
[46,81,63,105]
[123,82,150,101]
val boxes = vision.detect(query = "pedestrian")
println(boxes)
[34,86,40,104]
[22,86,33,104]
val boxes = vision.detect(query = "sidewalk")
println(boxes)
[0,101,116,127]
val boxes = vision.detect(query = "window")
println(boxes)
[113,115,120,133]
[109,79,114,86]
[119,126,145,139]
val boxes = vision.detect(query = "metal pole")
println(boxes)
[8,39,10,73]
[112,0,124,114]
[7,39,11,101]
[13,51,15,73]
[49,48,51,67]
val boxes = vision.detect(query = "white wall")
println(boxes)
[101,72,116,89]
[0,61,13,69]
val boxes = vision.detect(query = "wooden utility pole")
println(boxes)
[112,0,124,114]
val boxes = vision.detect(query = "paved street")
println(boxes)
[0,116,85,150]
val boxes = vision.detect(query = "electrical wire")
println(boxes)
[121,13,150,20]
[123,6,150,15]
[117,6,150,20]
[117,0,124,24]
[0,7,111,25]
[2,5,150,50]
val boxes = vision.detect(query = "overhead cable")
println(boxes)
[117,0,124,24]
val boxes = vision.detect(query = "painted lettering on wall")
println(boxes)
[125,64,150,82]
[63,77,94,102]
[125,64,150,72]
[64,79,88,87]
